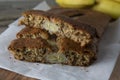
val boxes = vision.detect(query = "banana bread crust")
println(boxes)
[17,27,49,39]
[8,38,51,49]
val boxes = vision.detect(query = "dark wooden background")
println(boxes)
[0,0,120,80]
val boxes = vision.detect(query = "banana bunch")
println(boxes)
[56,0,120,19]
[93,0,120,19]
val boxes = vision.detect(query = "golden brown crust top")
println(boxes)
[57,37,97,54]
[8,38,51,50]
[57,37,82,53]
[17,27,49,39]
[17,27,45,34]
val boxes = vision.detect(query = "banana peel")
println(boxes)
[114,0,120,3]
[56,0,95,8]
[93,0,120,19]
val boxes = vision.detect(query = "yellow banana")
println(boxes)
[114,0,120,3]
[56,0,95,8]
[93,0,120,19]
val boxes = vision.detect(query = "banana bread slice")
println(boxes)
[55,37,97,66]
[8,38,52,62]
[43,37,97,66]
[19,10,97,47]
[17,27,49,39]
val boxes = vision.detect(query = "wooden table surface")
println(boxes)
[0,1,120,80]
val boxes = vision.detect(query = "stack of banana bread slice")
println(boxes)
[8,8,111,66]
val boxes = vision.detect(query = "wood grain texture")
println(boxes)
[0,0,120,80]
[109,54,120,80]
[0,0,43,27]
[0,68,38,80]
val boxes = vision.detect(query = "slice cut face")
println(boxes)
[56,37,97,66]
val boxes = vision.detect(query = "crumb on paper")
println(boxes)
[36,63,39,65]
[9,57,12,59]
[80,67,89,72]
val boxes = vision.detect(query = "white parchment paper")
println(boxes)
[0,1,120,80]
